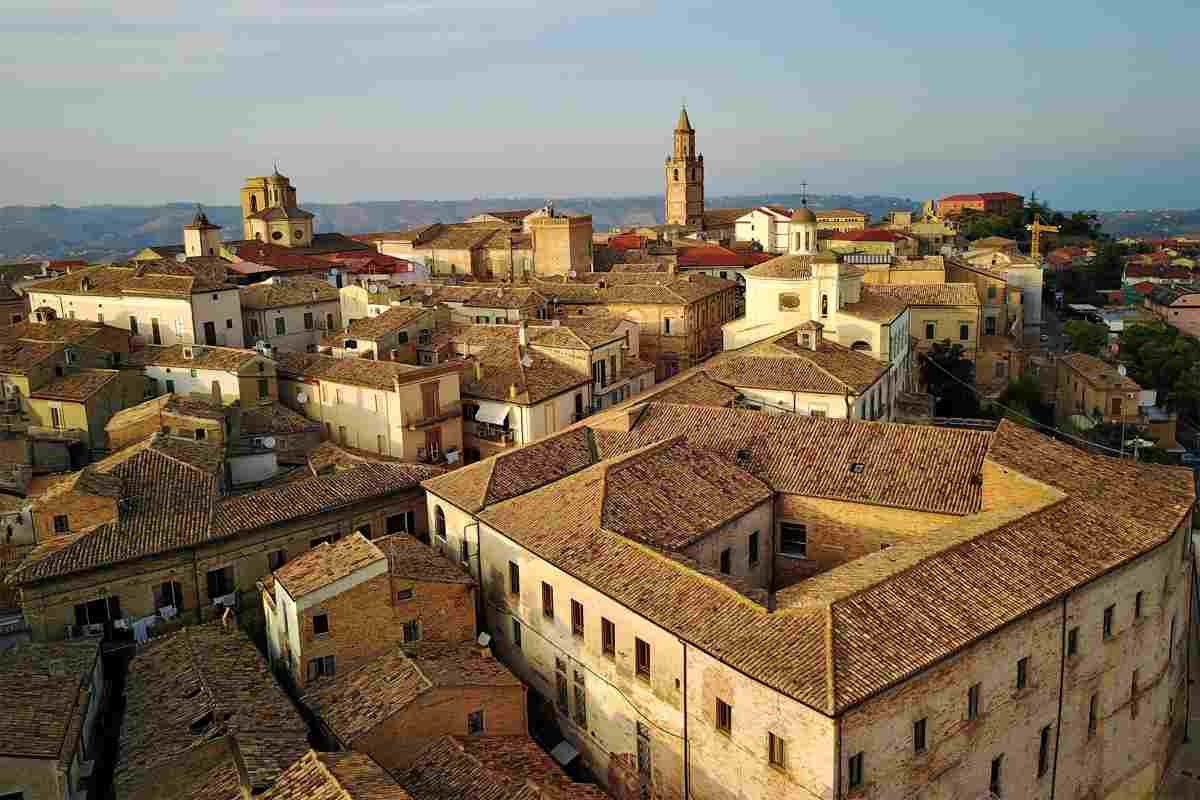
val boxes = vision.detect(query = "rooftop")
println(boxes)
[375,531,475,584]
[331,306,437,341]
[130,343,263,372]
[29,260,232,298]
[276,350,461,393]
[0,640,99,761]
[274,532,386,599]
[713,336,888,395]
[262,750,414,800]
[1059,352,1142,392]
[863,283,981,307]
[240,278,340,309]
[116,622,309,798]
[745,253,838,279]
[29,368,119,401]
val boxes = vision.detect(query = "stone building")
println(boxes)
[422,402,1194,800]
[132,343,278,406]
[6,433,443,642]
[1055,352,1149,429]
[936,191,1024,218]
[0,640,104,800]
[240,168,315,247]
[262,531,476,689]
[814,208,868,232]
[665,107,704,227]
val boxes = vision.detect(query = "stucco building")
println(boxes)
[239,277,341,353]
[422,401,1194,800]
[936,191,1024,218]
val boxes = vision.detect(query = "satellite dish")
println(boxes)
[1118,364,1127,377]
[369,284,380,294]
[295,391,309,404]
[262,436,276,449]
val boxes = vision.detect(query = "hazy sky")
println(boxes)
[3,0,1199,210]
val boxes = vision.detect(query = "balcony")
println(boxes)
[405,400,463,430]
[466,421,515,445]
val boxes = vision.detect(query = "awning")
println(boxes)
[474,400,511,426]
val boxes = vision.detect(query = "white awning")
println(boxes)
[474,400,511,426]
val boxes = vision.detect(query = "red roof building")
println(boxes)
[937,192,1024,218]
[676,244,774,269]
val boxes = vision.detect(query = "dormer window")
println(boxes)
[800,333,811,348]
[849,462,865,474]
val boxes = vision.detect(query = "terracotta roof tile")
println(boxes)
[863,283,980,306]
[375,532,474,584]
[29,368,119,401]
[0,640,99,759]
[130,344,262,372]
[274,533,386,599]
[1059,352,1142,391]
[240,278,340,309]
[263,750,414,800]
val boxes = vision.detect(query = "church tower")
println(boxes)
[664,106,704,227]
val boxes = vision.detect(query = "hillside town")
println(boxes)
[0,110,1197,800]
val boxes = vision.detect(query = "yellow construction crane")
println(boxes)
[1026,214,1060,261]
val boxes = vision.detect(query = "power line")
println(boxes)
[920,353,1135,458]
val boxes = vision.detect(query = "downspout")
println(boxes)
[1049,595,1068,800]
[466,520,484,637]
[1188,554,1197,744]
[682,640,690,800]
[834,714,842,800]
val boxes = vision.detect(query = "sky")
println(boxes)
[2,0,1199,211]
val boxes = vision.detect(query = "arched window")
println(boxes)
[851,341,872,352]
[255,232,263,241]
[821,295,829,317]
[673,169,679,181]
[435,506,446,540]
[250,195,258,213]
[805,231,812,251]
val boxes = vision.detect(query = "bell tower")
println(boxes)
[664,106,704,227]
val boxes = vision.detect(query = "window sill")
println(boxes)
[778,552,810,561]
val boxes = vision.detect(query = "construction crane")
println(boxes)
[1026,213,1060,261]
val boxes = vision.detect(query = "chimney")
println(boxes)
[518,319,528,347]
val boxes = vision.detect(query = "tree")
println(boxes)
[1062,320,1108,356]
[993,375,1052,428]
[919,341,979,418]
[1120,320,1200,411]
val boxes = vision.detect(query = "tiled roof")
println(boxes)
[0,640,98,760]
[838,293,907,323]
[463,288,546,310]
[263,750,414,800]
[375,532,474,584]
[248,205,315,222]
[746,254,827,279]
[531,274,734,306]
[645,371,739,408]
[307,643,518,743]
[0,339,62,373]
[1059,352,1142,391]
[130,344,261,372]
[702,207,754,227]
[452,325,590,404]
[941,192,1023,202]
[676,244,774,268]
[214,463,439,537]
[0,318,131,350]
[276,350,460,392]
[400,737,538,800]
[240,401,320,435]
[240,278,340,309]
[450,737,610,800]
[862,283,980,307]
[599,439,773,550]
[335,306,437,340]
[29,260,231,298]
[29,368,119,401]
[610,262,669,273]
[116,622,310,798]
[106,394,222,435]
[827,229,910,243]
[815,208,867,219]
[710,337,887,395]
[231,242,332,272]
[274,533,386,599]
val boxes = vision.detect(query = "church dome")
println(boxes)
[790,206,816,223]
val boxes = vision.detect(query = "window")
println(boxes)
[396,588,414,601]
[165,379,175,393]
[249,318,260,337]
[258,378,269,399]
[768,732,786,769]
[1135,590,1144,619]
[780,522,807,557]
[913,718,927,753]
[1088,694,1098,737]
[1038,725,1051,777]
[97,311,104,324]
[507,562,520,595]
[719,548,731,574]
[307,655,335,680]
[1170,615,1176,663]
[1131,669,1139,718]
[313,613,329,635]
[467,709,484,735]
[821,294,829,317]
[50,406,63,429]
[715,698,732,734]
[554,671,568,714]
[154,581,184,611]
[129,315,139,335]
[274,317,286,335]
[967,683,980,720]
[53,514,69,533]
[635,637,650,680]
[402,620,421,643]
[435,507,446,540]
[571,600,584,637]
[304,312,314,330]
[1110,397,1122,416]
[460,537,469,563]
[226,318,233,329]
[267,549,287,571]
[959,323,969,341]
[1067,626,1079,656]
[542,582,554,619]
[1016,656,1029,690]
[925,322,935,340]
[985,316,997,335]
[987,285,997,300]
[989,756,1002,796]
[994,360,1007,379]
[848,752,863,790]
[573,671,587,727]
[602,617,616,657]
[206,566,235,599]
[397,331,409,345]
[663,317,672,335]
[512,618,522,649]
[748,531,760,567]
[1103,605,1114,639]
[194,428,207,441]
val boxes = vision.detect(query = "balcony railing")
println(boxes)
[405,400,463,430]
[466,421,515,444]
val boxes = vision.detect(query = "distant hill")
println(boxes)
[0,193,917,263]
[1093,209,1200,239]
